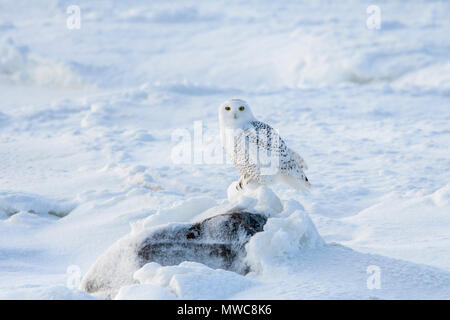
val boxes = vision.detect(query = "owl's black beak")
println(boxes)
[233,113,238,119]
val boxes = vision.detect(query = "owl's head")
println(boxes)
[218,98,256,128]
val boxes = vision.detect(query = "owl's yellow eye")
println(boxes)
[239,106,245,111]
[225,106,231,111]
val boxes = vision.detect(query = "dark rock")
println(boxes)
[81,211,267,296]
[138,211,267,274]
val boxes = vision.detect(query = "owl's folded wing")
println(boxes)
[245,121,288,156]
[287,148,308,170]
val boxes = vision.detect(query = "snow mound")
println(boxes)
[193,182,283,223]
[115,284,176,300]
[245,200,325,274]
[116,261,253,300]
[227,182,283,216]
[0,38,84,88]
[0,191,76,219]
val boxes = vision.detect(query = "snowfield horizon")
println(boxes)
[0,0,449,300]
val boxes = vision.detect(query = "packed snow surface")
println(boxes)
[0,0,449,299]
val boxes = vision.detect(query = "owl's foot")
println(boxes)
[236,179,245,191]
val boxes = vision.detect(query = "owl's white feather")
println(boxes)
[218,98,311,192]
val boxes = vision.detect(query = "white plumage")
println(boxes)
[218,98,311,192]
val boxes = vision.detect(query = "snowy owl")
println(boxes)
[218,98,311,192]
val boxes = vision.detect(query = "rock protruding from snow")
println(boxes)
[80,211,267,298]
[138,211,267,274]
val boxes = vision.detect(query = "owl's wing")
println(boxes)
[245,121,288,155]
[245,121,311,190]
[247,121,307,162]
[287,148,308,170]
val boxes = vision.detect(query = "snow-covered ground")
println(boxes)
[0,0,449,299]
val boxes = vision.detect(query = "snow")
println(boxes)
[118,261,253,300]
[136,196,217,229]
[0,37,84,88]
[340,184,450,270]
[226,182,283,216]
[245,202,325,274]
[115,284,176,300]
[1,0,450,299]
[0,191,75,218]
[0,285,94,300]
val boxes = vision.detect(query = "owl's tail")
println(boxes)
[280,174,312,193]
